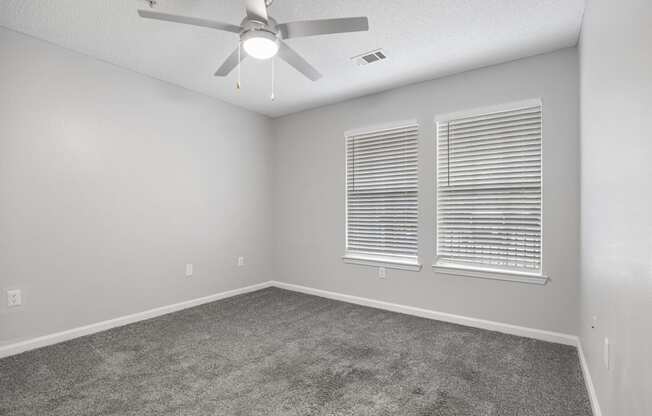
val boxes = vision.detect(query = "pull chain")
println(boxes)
[270,56,275,101]
[237,41,241,90]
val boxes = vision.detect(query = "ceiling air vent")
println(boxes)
[351,49,387,66]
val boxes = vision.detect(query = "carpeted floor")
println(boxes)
[0,287,592,415]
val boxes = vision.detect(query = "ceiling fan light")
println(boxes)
[242,31,279,60]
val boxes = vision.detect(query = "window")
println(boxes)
[343,122,421,271]
[434,100,546,284]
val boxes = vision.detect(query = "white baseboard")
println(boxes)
[577,340,603,416]
[0,281,273,359]
[270,281,578,346]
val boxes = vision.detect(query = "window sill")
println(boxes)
[432,262,548,285]
[342,253,422,271]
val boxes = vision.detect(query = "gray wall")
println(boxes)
[0,28,273,345]
[0,28,585,349]
[579,1,652,415]
[273,48,580,335]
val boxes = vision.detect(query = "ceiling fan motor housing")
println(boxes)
[240,16,278,37]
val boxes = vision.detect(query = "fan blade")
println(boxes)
[214,47,247,76]
[277,41,322,81]
[138,10,241,33]
[278,17,369,39]
[243,0,268,22]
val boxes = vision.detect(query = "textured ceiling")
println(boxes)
[0,0,584,117]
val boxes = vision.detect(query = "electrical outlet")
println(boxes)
[238,256,245,267]
[7,289,21,307]
[603,338,610,369]
[378,267,386,279]
[185,263,193,277]
[591,316,598,329]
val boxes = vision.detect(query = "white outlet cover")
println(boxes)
[379,267,386,279]
[238,256,244,266]
[185,263,193,277]
[7,289,21,307]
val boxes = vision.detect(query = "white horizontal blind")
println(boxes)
[436,103,542,273]
[346,123,419,261]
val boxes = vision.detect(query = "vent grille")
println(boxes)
[351,49,387,66]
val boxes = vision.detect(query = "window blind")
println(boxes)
[436,102,542,274]
[346,123,419,264]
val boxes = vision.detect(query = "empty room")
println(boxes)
[0,0,650,415]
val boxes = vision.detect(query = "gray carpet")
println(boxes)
[0,287,592,416]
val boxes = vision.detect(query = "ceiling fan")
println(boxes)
[137,0,370,82]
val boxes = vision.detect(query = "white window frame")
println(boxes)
[432,99,548,285]
[342,120,422,271]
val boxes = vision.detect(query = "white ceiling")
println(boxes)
[0,0,584,117]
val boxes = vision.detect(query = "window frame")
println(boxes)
[342,119,422,271]
[432,99,548,285]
